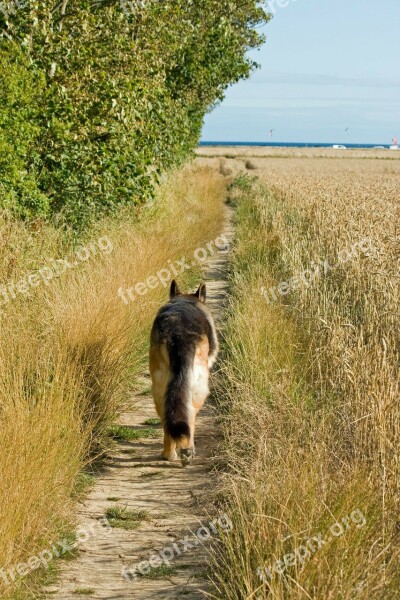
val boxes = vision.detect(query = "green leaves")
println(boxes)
[0,1,269,230]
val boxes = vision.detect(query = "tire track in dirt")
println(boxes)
[47,208,233,600]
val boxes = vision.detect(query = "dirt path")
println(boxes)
[48,210,233,600]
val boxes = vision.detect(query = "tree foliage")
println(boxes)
[0,0,269,228]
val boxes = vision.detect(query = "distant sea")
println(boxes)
[199,141,392,149]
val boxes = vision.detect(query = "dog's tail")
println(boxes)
[164,335,195,466]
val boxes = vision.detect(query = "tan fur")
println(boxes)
[149,343,170,417]
[198,303,219,368]
[150,334,212,461]
[150,281,219,464]
[150,343,176,459]
[192,335,210,411]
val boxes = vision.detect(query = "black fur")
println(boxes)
[150,296,215,441]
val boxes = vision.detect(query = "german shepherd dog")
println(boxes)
[149,280,218,466]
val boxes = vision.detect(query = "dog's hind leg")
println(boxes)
[162,433,178,461]
[179,412,195,467]
[180,447,194,467]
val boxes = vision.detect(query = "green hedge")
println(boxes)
[0,45,49,219]
[0,1,269,230]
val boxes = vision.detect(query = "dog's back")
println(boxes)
[149,280,218,466]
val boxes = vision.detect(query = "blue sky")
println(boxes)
[202,0,400,144]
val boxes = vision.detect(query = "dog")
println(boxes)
[149,279,218,466]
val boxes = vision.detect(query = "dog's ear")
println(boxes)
[195,283,206,303]
[170,279,181,299]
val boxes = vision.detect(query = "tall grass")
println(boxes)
[211,171,400,599]
[0,165,226,598]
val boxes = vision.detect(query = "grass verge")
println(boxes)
[0,164,226,598]
[210,174,400,599]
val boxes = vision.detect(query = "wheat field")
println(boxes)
[1,147,399,598]
[208,150,400,599]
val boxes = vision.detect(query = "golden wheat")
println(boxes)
[211,155,400,599]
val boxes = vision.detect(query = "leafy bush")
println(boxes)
[0,44,49,219]
[0,1,269,229]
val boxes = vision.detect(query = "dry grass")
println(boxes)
[0,165,226,597]
[211,158,400,599]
